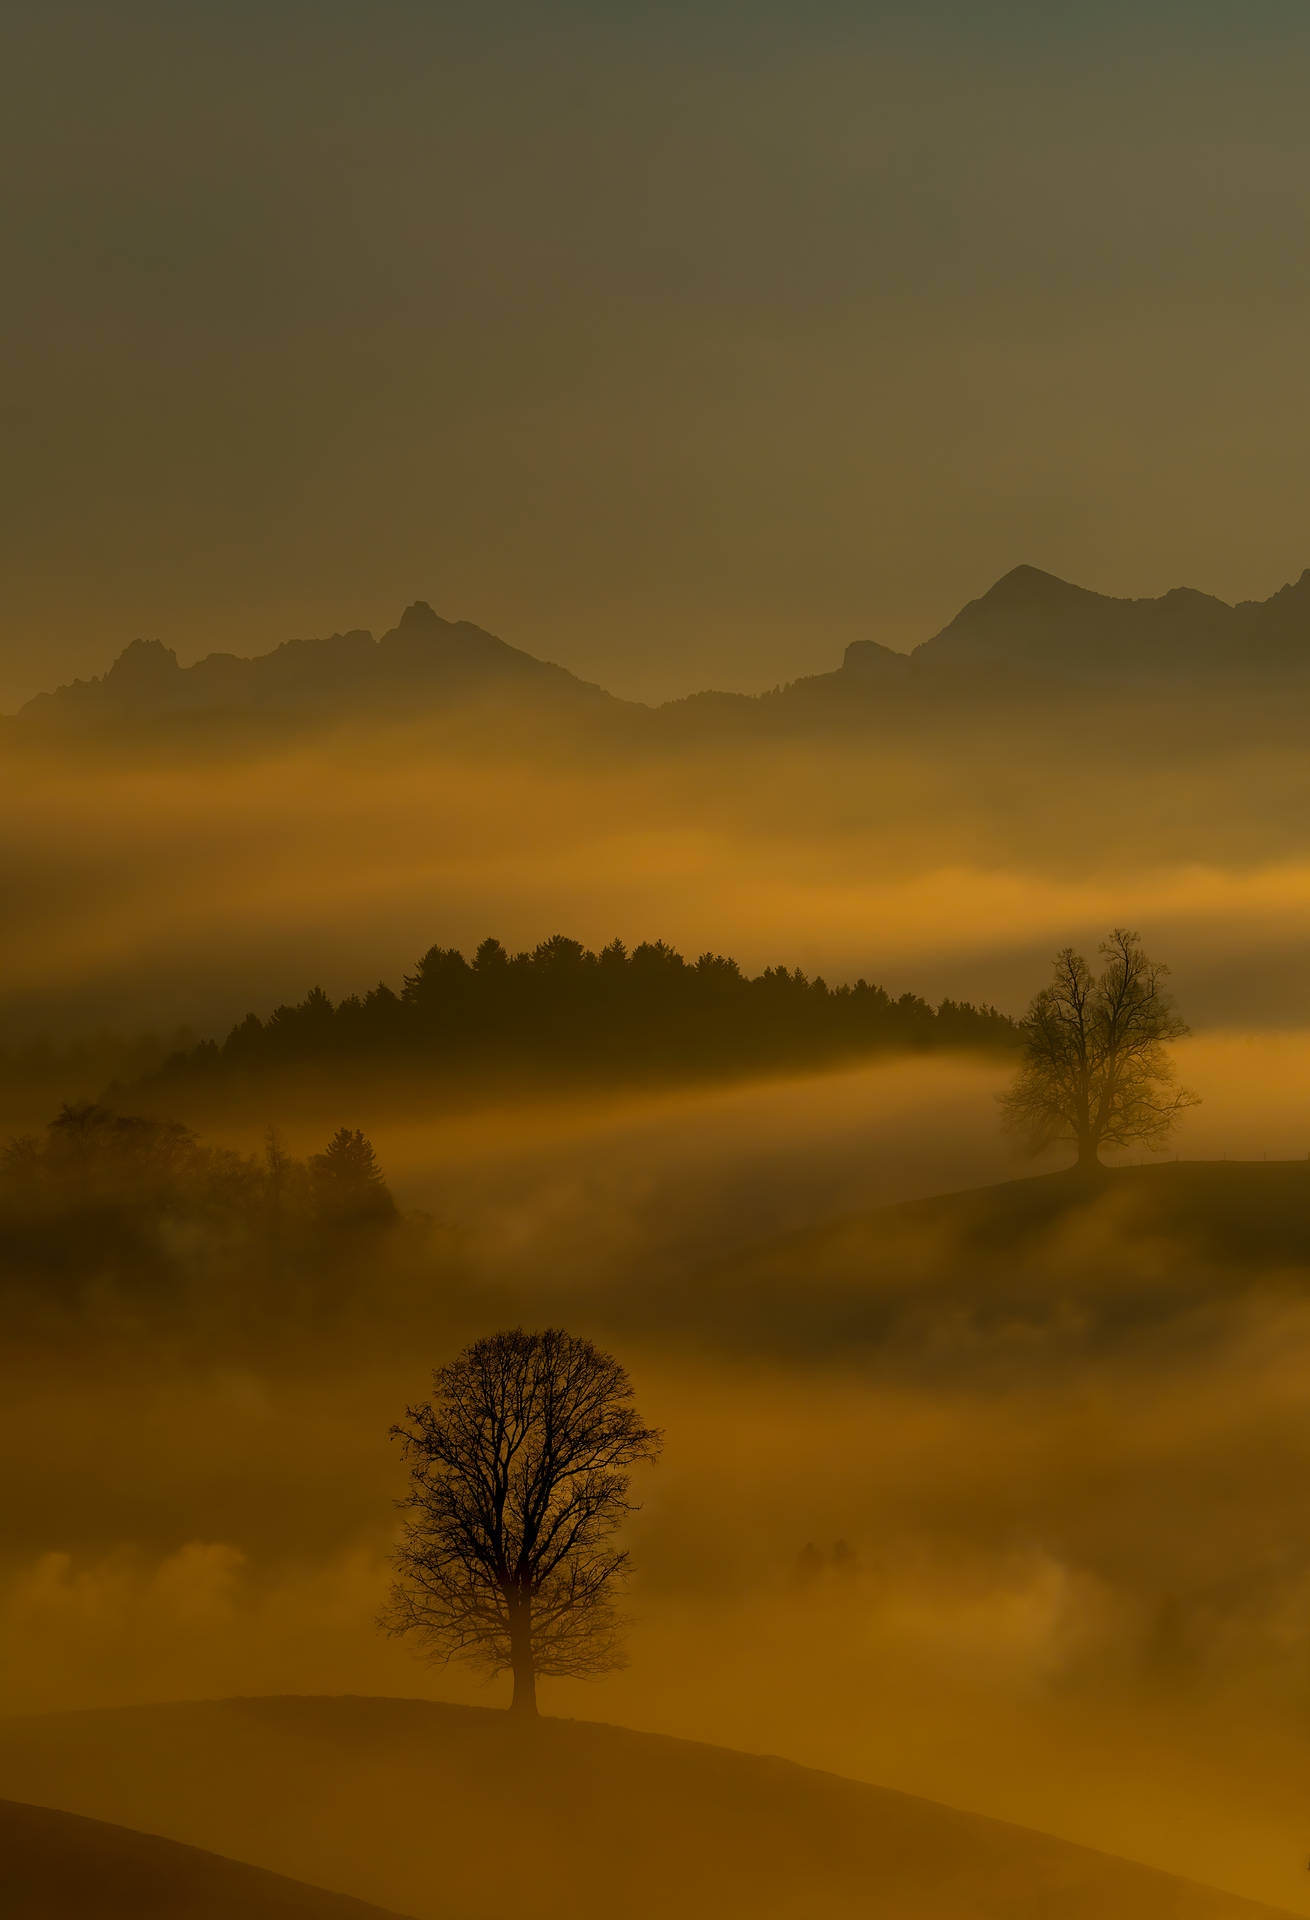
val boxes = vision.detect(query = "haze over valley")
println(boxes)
[9,562,1310,1047]
[7,3,1310,1916]
[7,558,1310,1918]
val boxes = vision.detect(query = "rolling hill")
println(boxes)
[0,1795,412,1919]
[742,1158,1310,1271]
[689,1160,1310,1363]
[0,1695,1295,1920]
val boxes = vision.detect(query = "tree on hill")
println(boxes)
[1000,928,1198,1171]
[382,1328,661,1717]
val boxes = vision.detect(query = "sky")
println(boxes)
[4,0,1310,704]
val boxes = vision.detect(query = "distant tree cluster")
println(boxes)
[145,934,1016,1101]
[792,1538,860,1590]
[0,1104,395,1322]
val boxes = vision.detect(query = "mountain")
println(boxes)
[14,566,1310,736]
[911,563,1310,681]
[0,1795,412,1919]
[17,601,617,728]
[0,1696,1294,1919]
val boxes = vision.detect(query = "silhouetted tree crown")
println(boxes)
[382,1328,661,1717]
[1000,928,1198,1170]
[309,1126,395,1220]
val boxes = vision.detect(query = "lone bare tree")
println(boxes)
[1001,928,1198,1171]
[382,1327,661,1717]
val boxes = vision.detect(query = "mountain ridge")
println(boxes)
[17,598,619,726]
[14,565,1310,732]
[912,563,1310,679]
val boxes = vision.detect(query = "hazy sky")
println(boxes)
[5,0,1310,703]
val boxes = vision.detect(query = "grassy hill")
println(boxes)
[879,1160,1310,1253]
[736,1159,1310,1268]
[0,1795,411,1919]
[0,1696,1295,1920]
[674,1159,1310,1362]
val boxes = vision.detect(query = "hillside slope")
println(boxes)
[0,1795,411,1919]
[0,1696,1294,1920]
[771,1159,1310,1269]
[690,1161,1310,1363]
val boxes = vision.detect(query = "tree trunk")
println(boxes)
[1076,1134,1101,1172]
[508,1594,537,1718]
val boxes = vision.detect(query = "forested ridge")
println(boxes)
[141,934,1016,1100]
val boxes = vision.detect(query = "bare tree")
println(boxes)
[381,1327,661,1717]
[1000,928,1198,1171]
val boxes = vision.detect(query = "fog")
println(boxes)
[4,1040,1310,1909]
[4,700,1309,1914]
[9,1,1310,1907]
[7,715,1310,1044]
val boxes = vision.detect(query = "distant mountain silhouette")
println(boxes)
[16,567,1310,733]
[911,563,1310,681]
[18,600,617,726]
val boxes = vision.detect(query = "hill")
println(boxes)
[0,1795,411,1919]
[675,1160,1310,1366]
[776,1159,1310,1267]
[115,930,1014,1125]
[0,1696,1295,1920]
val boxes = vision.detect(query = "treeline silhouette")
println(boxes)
[142,935,1016,1102]
[0,1103,398,1334]
[0,1027,199,1126]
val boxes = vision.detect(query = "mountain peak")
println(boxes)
[840,638,911,679]
[974,565,1098,609]
[911,561,1310,682]
[396,599,443,630]
[105,637,179,683]
[1260,566,1310,609]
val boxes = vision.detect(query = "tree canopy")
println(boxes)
[139,932,1016,1108]
[0,1105,396,1327]
[309,1127,395,1220]
[382,1328,661,1716]
[1000,929,1198,1170]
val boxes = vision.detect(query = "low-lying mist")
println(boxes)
[7,714,1310,1040]
[4,1042,1310,1909]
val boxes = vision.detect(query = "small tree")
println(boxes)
[308,1127,394,1220]
[382,1328,661,1716]
[1001,928,1198,1170]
